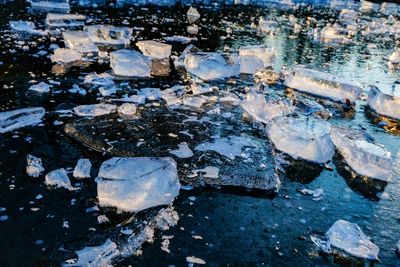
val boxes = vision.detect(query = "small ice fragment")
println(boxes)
[9,20,47,36]
[187,7,200,24]
[186,256,206,265]
[26,154,45,177]
[189,166,220,179]
[239,45,276,74]
[51,48,82,64]
[110,50,152,77]
[170,143,193,158]
[118,103,137,117]
[97,215,109,224]
[0,215,9,221]
[73,104,117,117]
[73,159,92,179]
[84,73,114,86]
[29,82,52,93]
[136,40,172,59]
[45,168,75,191]
[0,107,45,133]
[86,25,132,47]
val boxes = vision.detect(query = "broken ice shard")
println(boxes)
[29,0,70,12]
[367,85,400,120]
[187,7,200,24]
[316,26,353,44]
[29,82,52,93]
[238,45,276,74]
[183,52,239,81]
[46,13,86,29]
[284,66,362,103]
[86,25,132,47]
[110,49,152,77]
[73,104,117,117]
[170,143,193,158]
[96,157,180,213]
[73,158,92,179]
[45,168,75,191]
[136,40,172,59]
[26,154,45,178]
[0,107,45,133]
[51,48,82,64]
[63,31,98,54]
[266,116,335,164]
[9,20,47,36]
[326,220,379,260]
[118,103,137,117]
[331,127,393,181]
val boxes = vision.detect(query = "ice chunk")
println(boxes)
[187,7,200,24]
[360,1,380,13]
[186,256,206,265]
[367,85,400,120]
[29,82,52,93]
[315,25,353,44]
[73,158,92,179]
[0,107,45,133]
[96,157,180,213]
[258,17,278,34]
[170,143,193,158]
[29,0,70,12]
[241,89,294,124]
[26,154,45,178]
[45,168,75,191]
[118,103,137,117]
[189,166,219,179]
[86,25,132,47]
[380,2,399,16]
[63,31,98,54]
[266,116,335,164]
[46,13,86,29]
[388,49,400,64]
[326,220,379,260]
[136,40,172,59]
[73,104,117,117]
[9,20,47,36]
[51,48,82,64]
[238,45,276,74]
[331,127,392,181]
[164,35,193,44]
[64,239,119,267]
[110,49,152,77]
[84,72,114,86]
[284,66,362,103]
[183,52,239,81]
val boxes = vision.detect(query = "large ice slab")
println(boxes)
[63,31,98,54]
[0,107,45,133]
[331,127,393,181]
[46,13,86,29]
[183,52,239,81]
[110,49,152,77]
[73,104,117,117]
[238,45,276,74]
[267,116,335,164]
[284,66,362,103]
[86,25,132,47]
[367,85,400,120]
[136,40,172,59]
[96,157,180,213]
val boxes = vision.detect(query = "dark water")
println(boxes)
[0,1,400,266]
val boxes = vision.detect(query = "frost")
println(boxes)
[45,168,75,191]
[73,104,117,117]
[26,154,45,178]
[0,107,45,134]
[73,158,92,179]
[110,50,152,77]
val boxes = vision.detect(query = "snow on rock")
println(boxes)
[110,49,152,77]
[51,48,82,64]
[187,7,200,24]
[330,127,393,181]
[86,25,132,47]
[73,104,117,117]
[29,82,52,93]
[136,40,172,59]
[183,52,239,81]
[26,154,45,178]
[367,85,400,120]
[0,107,45,133]
[45,168,75,191]
[169,143,193,158]
[118,103,137,117]
[73,158,92,179]
[284,66,362,103]
[266,116,335,164]
[63,31,98,54]
[96,157,180,213]
[241,89,294,124]
[238,45,276,74]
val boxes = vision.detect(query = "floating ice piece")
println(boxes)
[170,143,193,158]
[0,107,45,133]
[45,168,75,191]
[326,220,379,260]
[96,157,180,213]
[29,0,70,12]
[182,96,208,109]
[187,7,200,24]
[29,82,52,93]
[187,24,199,35]
[136,40,172,59]
[186,256,206,265]
[9,20,47,36]
[315,25,353,44]
[331,127,392,181]
[64,239,119,267]
[84,72,114,86]
[110,50,152,77]
[300,188,324,200]
[51,48,82,64]
[46,13,86,29]
[367,85,400,120]
[239,45,276,74]
[241,89,294,123]
[195,135,259,160]
[183,52,239,81]
[164,35,193,44]
[189,166,219,179]
[73,158,92,179]
[26,154,45,177]
[73,104,117,117]
[284,66,362,103]
[86,25,132,47]
[68,84,87,95]
[118,103,137,117]
[258,17,278,34]
[63,31,98,54]
[267,116,335,164]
